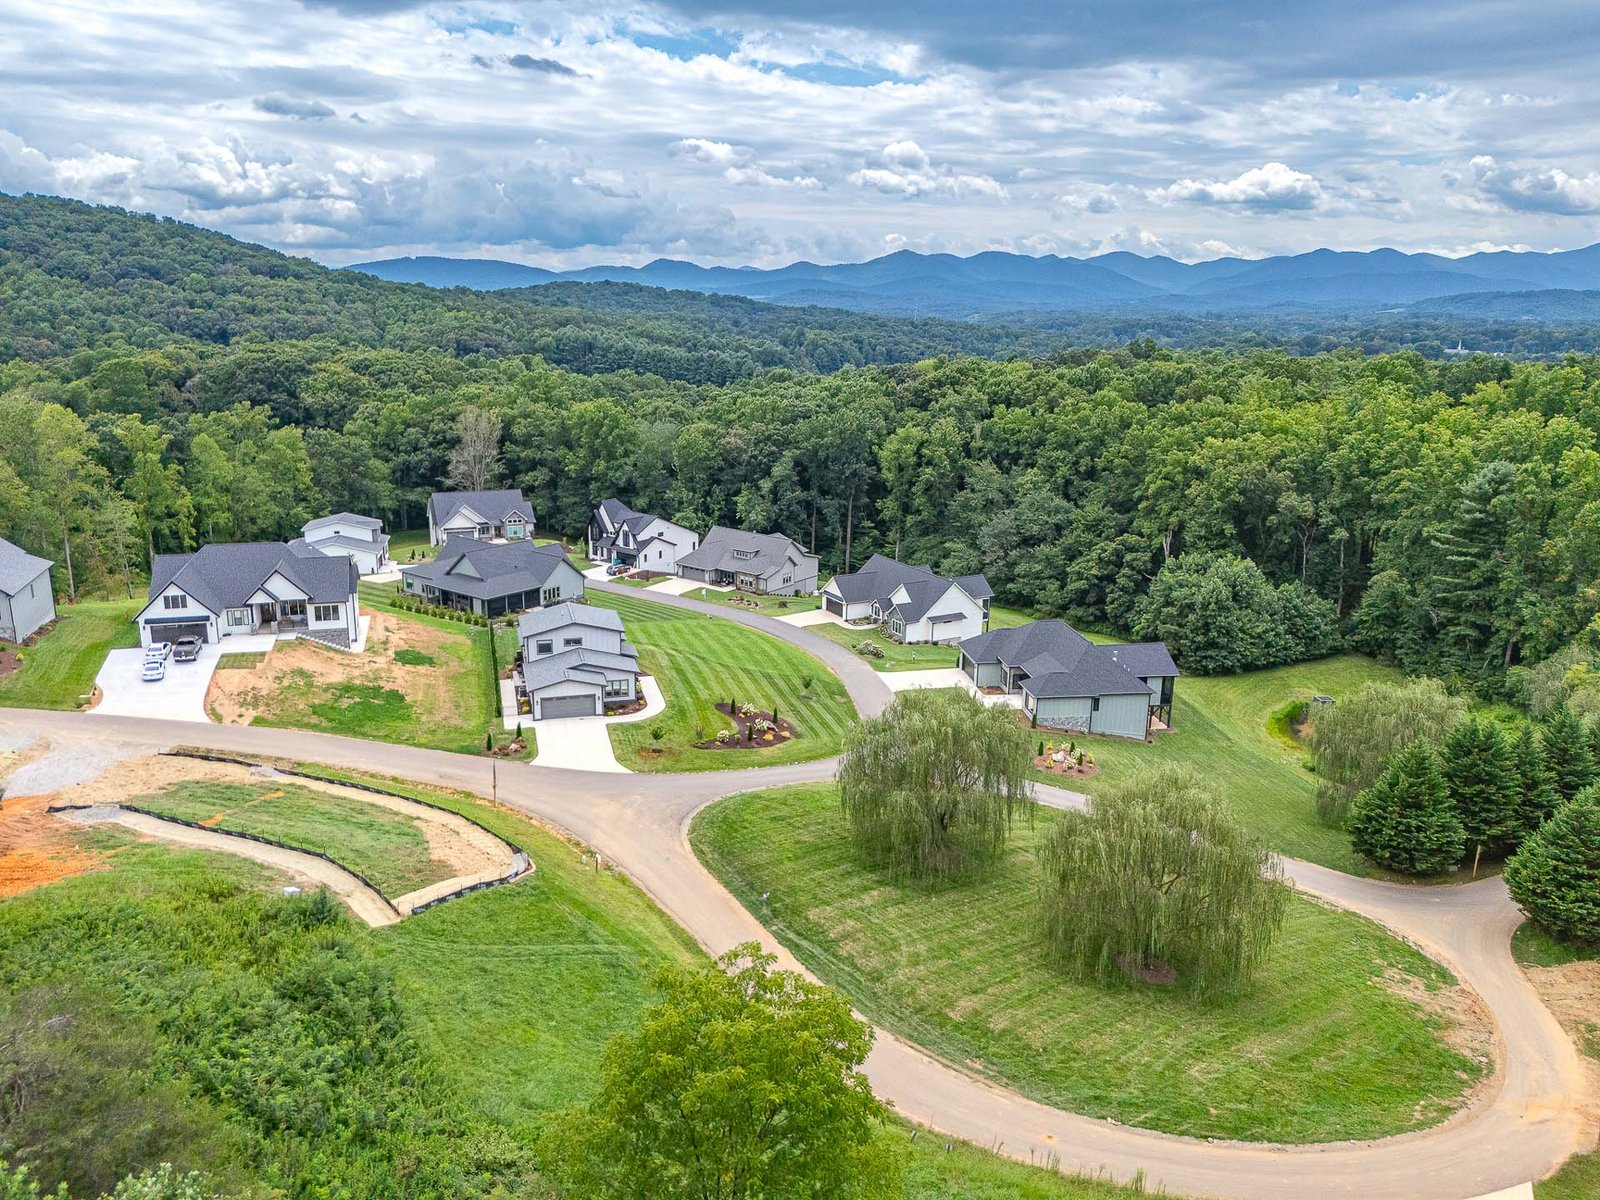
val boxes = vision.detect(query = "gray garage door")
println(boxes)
[150,621,209,643]
[538,694,597,720]
[824,595,844,616]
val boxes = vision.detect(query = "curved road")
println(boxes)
[3,587,1593,1199]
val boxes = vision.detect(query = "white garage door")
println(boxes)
[539,694,597,720]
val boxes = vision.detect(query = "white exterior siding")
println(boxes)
[0,569,56,643]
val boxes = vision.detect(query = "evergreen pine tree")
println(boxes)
[1503,788,1600,945]
[1512,721,1560,840]
[1349,740,1466,875]
[1541,704,1595,802]
[1442,715,1520,857]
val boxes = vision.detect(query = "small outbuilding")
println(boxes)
[0,537,56,644]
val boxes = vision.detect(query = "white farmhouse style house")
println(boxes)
[587,499,699,573]
[822,554,992,644]
[292,512,391,575]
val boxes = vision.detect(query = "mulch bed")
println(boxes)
[695,703,797,750]
[1032,754,1101,780]
[624,570,668,582]
[0,646,20,679]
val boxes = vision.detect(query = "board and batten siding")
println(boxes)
[1028,691,1151,740]
[0,569,56,643]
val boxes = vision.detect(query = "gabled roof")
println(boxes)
[676,526,813,580]
[518,601,625,640]
[401,537,577,601]
[429,489,533,528]
[148,542,357,614]
[522,647,640,692]
[829,554,992,613]
[959,619,1177,702]
[290,532,391,557]
[595,497,641,530]
[885,578,963,625]
[303,512,382,534]
[0,537,52,597]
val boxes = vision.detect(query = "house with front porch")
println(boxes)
[822,554,992,644]
[674,527,818,595]
[400,536,584,617]
[957,620,1177,740]
[0,536,56,644]
[136,541,361,650]
[587,499,699,573]
[292,512,391,575]
[426,488,535,546]
[514,602,641,720]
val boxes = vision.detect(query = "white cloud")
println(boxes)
[848,140,1007,199]
[1156,162,1323,210]
[1469,155,1600,215]
[670,137,822,188]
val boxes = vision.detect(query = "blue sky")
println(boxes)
[2,0,1597,267]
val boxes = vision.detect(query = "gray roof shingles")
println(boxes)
[429,489,533,528]
[149,542,357,614]
[0,537,52,596]
[522,647,640,692]
[402,537,577,601]
[676,526,812,581]
[303,512,383,533]
[517,601,624,640]
[830,554,992,616]
[959,619,1176,701]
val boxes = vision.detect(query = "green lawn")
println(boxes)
[0,597,140,710]
[693,587,824,616]
[1539,1150,1600,1200]
[1512,922,1599,968]
[808,619,963,671]
[1066,654,1402,873]
[899,1126,1141,1199]
[587,591,858,771]
[387,526,436,565]
[693,782,1483,1144]
[135,779,452,898]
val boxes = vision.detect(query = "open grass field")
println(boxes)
[587,590,858,771]
[134,778,451,897]
[1063,654,1402,873]
[387,525,436,565]
[693,782,1485,1144]
[0,597,140,710]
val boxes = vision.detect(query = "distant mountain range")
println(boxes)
[349,245,1600,319]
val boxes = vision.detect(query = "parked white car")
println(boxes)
[144,641,173,662]
[141,658,167,682]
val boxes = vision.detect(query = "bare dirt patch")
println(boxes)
[205,612,473,727]
[1,742,106,898]
[0,645,21,679]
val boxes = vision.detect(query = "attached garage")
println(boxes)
[141,617,212,645]
[824,594,844,616]
[535,692,600,720]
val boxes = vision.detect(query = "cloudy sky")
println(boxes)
[3,0,1599,268]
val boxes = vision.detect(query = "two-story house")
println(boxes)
[822,554,992,644]
[587,499,699,573]
[516,602,641,720]
[426,489,535,546]
[292,512,391,575]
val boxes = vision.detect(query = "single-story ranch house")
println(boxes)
[822,554,993,644]
[0,537,56,644]
[587,499,699,573]
[515,602,640,720]
[401,536,584,617]
[137,541,361,649]
[427,488,535,546]
[675,527,819,595]
[291,512,391,575]
[957,620,1178,740]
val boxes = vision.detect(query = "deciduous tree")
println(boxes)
[1311,678,1467,826]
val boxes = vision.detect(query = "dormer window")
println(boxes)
[733,548,756,560]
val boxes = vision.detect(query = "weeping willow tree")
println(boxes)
[1311,678,1467,826]
[1039,765,1288,996]
[836,689,1031,880]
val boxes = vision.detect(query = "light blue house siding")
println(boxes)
[0,568,56,643]
[960,655,1007,689]
[1026,690,1151,740]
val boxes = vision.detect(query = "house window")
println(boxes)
[605,678,631,697]
[541,586,560,605]
[733,548,756,559]
[535,639,553,655]
[227,609,248,627]
[313,604,340,622]
[1091,697,1100,712]
[163,594,187,611]
[563,636,582,647]
[477,525,492,537]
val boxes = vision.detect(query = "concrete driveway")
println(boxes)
[527,677,667,769]
[776,607,842,627]
[89,634,275,723]
[645,576,730,597]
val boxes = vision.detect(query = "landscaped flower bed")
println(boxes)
[1032,740,1099,779]
[695,701,798,749]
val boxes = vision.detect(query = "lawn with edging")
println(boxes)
[0,597,140,710]
[587,590,857,772]
[697,588,824,616]
[808,619,963,671]
[134,778,453,898]
[692,781,1484,1144]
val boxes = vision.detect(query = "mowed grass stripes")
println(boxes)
[693,782,1485,1145]
[590,592,857,772]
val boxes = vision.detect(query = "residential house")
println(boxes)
[957,620,1178,740]
[674,527,818,595]
[587,499,699,573]
[0,537,55,644]
[426,488,535,546]
[401,536,584,617]
[292,512,391,575]
[515,602,641,720]
[822,554,992,644]
[136,541,361,649]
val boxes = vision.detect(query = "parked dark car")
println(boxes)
[606,563,631,576]
[172,636,202,662]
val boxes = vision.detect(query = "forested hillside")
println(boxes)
[4,193,1600,693]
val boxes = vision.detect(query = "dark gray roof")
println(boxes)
[959,619,1172,702]
[676,526,813,580]
[0,537,52,597]
[149,542,357,614]
[291,532,391,557]
[830,554,991,614]
[886,578,957,624]
[518,601,624,640]
[523,647,640,692]
[402,537,577,601]
[303,512,382,533]
[428,489,533,527]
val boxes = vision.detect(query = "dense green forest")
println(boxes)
[4,192,1600,694]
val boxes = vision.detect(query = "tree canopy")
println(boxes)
[1503,789,1600,945]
